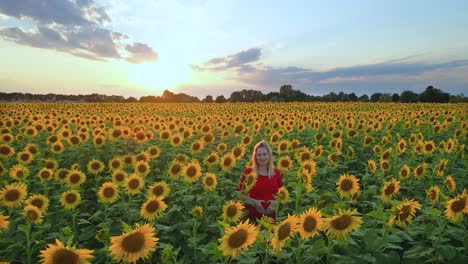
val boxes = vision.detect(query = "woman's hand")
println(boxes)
[251,198,266,214]
[265,200,276,215]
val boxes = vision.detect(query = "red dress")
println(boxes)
[237,167,283,222]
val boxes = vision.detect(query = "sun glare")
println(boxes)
[128,59,190,90]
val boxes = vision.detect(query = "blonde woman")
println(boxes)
[237,140,283,222]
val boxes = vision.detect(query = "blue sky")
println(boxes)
[1,0,467,98]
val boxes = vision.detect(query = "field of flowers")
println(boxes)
[0,102,466,264]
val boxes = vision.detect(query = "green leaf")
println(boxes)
[438,245,457,261]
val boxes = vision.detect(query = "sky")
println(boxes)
[1,0,468,99]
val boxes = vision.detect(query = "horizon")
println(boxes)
[1,0,468,98]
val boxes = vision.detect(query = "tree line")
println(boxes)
[0,85,466,103]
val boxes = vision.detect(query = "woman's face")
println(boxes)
[255,147,269,166]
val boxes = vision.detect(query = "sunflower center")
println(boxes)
[396,205,411,221]
[281,160,290,168]
[301,153,310,161]
[17,171,24,178]
[401,169,408,177]
[122,232,145,253]
[340,179,353,192]
[416,167,423,176]
[112,160,120,168]
[65,194,77,204]
[425,144,433,151]
[52,248,79,264]
[278,223,291,240]
[223,158,232,167]
[146,200,160,213]
[20,153,30,161]
[69,174,81,183]
[91,163,100,170]
[303,216,317,232]
[228,229,248,249]
[430,190,437,200]
[207,156,216,163]
[103,187,115,198]
[27,209,39,221]
[451,198,466,213]
[128,179,140,189]
[153,186,164,196]
[330,215,351,230]
[171,165,181,174]
[226,205,237,218]
[384,183,395,195]
[138,165,147,173]
[233,148,241,157]
[382,162,389,170]
[115,173,125,182]
[173,137,180,144]
[41,171,51,179]
[186,166,197,177]
[5,189,20,202]
[31,199,44,209]
[205,177,214,186]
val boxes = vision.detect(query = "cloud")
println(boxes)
[125,43,158,64]
[0,0,157,63]
[191,47,261,71]
[190,47,468,96]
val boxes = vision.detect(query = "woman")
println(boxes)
[237,140,283,222]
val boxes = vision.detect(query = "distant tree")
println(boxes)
[392,93,400,102]
[400,90,418,103]
[449,93,468,103]
[358,94,369,102]
[379,93,392,102]
[419,86,450,103]
[125,96,138,102]
[338,92,350,102]
[370,93,383,102]
[215,95,227,103]
[348,93,358,102]
[202,95,213,103]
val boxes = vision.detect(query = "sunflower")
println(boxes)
[191,205,204,218]
[140,196,168,221]
[54,168,69,183]
[276,187,290,204]
[444,176,456,193]
[125,173,145,195]
[39,239,93,264]
[446,138,456,153]
[123,155,135,167]
[167,161,183,180]
[0,144,15,159]
[112,170,128,186]
[190,140,204,153]
[173,153,189,164]
[109,223,158,263]
[277,140,290,154]
[397,139,407,154]
[271,214,299,251]
[323,209,362,240]
[367,160,377,174]
[413,162,427,180]
[203,151,219,167]
[202,133,215,144]
[373,145,382,154]
[232,144,246,159]
[222,200,244,224]
[436,159,448,176]
[60,190,81,210]
[134,160,150,177]
[37,168,54,182]
[17,151,34,164]
[87,159,105,175]
[399,165,411,180]
[277,156,293,172]
[427,185,440,204]
[67,135,82,147]
[363,135,373,146]
[220,153,237,172]
[380,148,392,161]
[25,194,50,213]
[1,133,14,144]
[92,135,105,148]
[43,159,59,171]
[9,164,30,180]
[97,181,119,204]
[0,162,5,177]
[218,219,259,258]
[242,171,257,192]
[217,143,228,152]
[241,134,253,145]
[66,170,87,188]
[422,140,436,155]
[147,181,170,198]
[298,208,323,240]
[445,192,468,222]
[381,178,400,202]
[327,152,340,166]
[50,141,65,154]
[169,134,183,147]
[46,135,60,145]
[181,161,202,183]
[387,199,421,226]
[312,145,323,158]
[24,204,43,224]
[202,173,218,191]
[336,174,360,199]
[0,211,9,231]
[295,147,312,163]
[0,182,27,208]
[109,157,124,172]
[147,146,161,159]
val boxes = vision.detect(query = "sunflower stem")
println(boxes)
[295,184,303,212]
[25,221,32,264]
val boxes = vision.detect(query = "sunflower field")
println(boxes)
[0,102,467,264]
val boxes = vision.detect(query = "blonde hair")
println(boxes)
[251,140,274,178]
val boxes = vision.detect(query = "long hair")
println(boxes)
[251,140,274,178]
